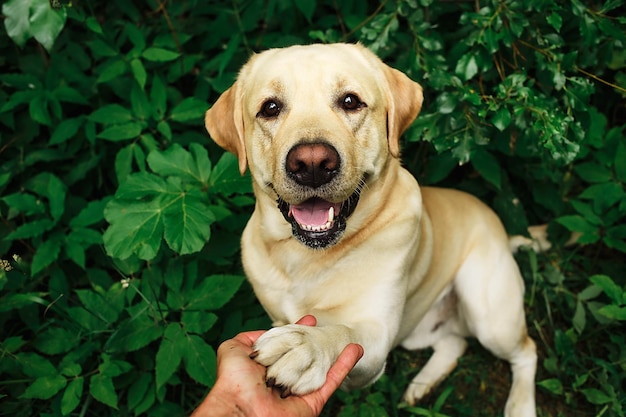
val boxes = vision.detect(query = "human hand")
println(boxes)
[190,316,363,417]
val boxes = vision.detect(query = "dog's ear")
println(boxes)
[383,66,423,158]
[205,83,247,174]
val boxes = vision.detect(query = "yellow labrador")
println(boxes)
[206,43,537,417]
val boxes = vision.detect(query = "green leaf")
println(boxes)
[182,335,216,387]
[155,323,185,390]
[590,275,623,304]
[1,192,46,217]
[556,215,598,234]
[142,47,180,62]
[130,58,147,90]
[97,59,128,84]
[455,53,478,81]
[31,236,62,275]
[146,143,211,184]
[89,104,134,124]
[151,75,168,117]
[69,198,108,228]
[34,327,77,355]
[20,375,67,400]
[113,171,169,200]
[181,311,218,334]
[581,388,613,405]
[435,92,457,114]
[546,12,563,32]
[50,117,83,145]
[4,219,54,241]
[491,107,512,131]
[29,0,67,51]
[90,374,118,409]
[471,148,501,190]
[107,315,163,353]
[99,354,132,378]
[169,97,207,123]
[2,0,31,47]
[579,182,624,212]
[162,186,215,255]
[2,0,67,51]
[294,0,316,21]
[97,122,144,141]
[574,162,612,183]
[537,378,563,395]
[61,378,83,415]
[130,84,152,120]
[30,93,52,125]
[598,304,626,321]
[210,152,251,194]
[85,16,103,34]
[127,373,152,411]
[26,172,66,221]
[615,139,626,182]
[186,275,245,310]
[103,198,164,260]
[17,352,57,377]
[572,300,586,333]
[75,289,121,324]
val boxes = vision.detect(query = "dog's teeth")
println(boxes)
[328,206,334,222]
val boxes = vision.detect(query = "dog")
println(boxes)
[205,43,537,417]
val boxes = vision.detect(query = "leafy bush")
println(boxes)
[1,0,624,416]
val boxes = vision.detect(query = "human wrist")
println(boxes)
[199,383,255,417]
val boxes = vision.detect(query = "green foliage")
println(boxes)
[1,0,624,416]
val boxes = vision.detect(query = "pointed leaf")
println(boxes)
[2,0,31,47]
[147,144,209,184]
[29,0,67,51]
[155,323,185,390]
[471,148,501,190]
[169,97,207,123]
[20,374,67,400]
[103,199,164,260]
[186,275,245,311]
[210,152,251,194]
[107,315,163,353]
[90,374,118,409]
[61,378,84,415]
[182,335,216,387]
[50,117,84,145]
[142,47,180,62]
[97,122,144,141]
[162,186,214,255]
[32,237,62,275]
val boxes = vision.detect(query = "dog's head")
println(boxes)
[206,43,423,249]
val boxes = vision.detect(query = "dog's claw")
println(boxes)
[280,386,292,398]
[249,350,259,359]
[266,377,276,388]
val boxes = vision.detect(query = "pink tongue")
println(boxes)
[290,199,338,227]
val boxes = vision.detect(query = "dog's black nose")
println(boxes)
[286,143,340,188]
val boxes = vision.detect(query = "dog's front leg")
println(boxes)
[251,322,389,396]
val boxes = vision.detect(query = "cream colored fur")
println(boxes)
[205,43,537,417]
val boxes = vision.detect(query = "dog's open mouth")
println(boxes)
[277,192,360,249]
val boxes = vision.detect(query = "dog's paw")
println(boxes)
[251,324,336,396]
[402,383,431,406]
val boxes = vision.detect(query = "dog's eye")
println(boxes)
[258,100,282,118]
[340,93,366,111]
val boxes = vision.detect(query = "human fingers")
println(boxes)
[302,343,364,412]
[295,315,317,326]
[232,329,266,348]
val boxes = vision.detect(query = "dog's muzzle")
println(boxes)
[276,142,360,249]
[277,193,360,249]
